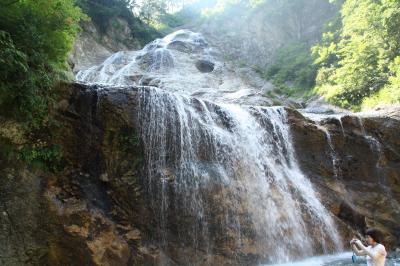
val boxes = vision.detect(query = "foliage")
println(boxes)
[20,144,64,173]
[313,0,400,110]
[76,0,160,45]
[198,0,340,100]
[361,56,400,109]
[0,0,85,171]
[0,31,28,116]
[0,0,84,123]
[76,0,134,32]
[138,0,167,24]
[157,10,189,30]
[265,43,318,91]
[135,0,199,34]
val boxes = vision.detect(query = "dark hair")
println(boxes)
[365,228,381,243]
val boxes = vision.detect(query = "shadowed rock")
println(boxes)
[195,59,215,73]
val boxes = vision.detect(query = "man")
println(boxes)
[350,228,387,266]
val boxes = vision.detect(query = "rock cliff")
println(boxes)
[198,0,340,68]
[288,108,400,248]
[69,19,142,73]
[0,84,398,265]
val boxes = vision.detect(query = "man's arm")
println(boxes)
[354,240,386,259]
[351,242,367,256]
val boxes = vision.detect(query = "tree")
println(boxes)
[139,0,168,23]
[76,0,138,32]
[313,0,400,110]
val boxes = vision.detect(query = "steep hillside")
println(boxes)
[198,0,339,69]
[69,0,161,72]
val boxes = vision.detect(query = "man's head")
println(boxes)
[365,228,381,245]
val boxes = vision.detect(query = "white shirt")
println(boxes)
[352,240,387,266]
[365,244,387,266]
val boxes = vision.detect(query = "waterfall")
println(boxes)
[136,87,342,263]
[76,29,343,263]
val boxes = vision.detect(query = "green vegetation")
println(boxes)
[0,0,85,171]
[119,130,141,154]
[0,0,167,171]
[197,0,400,110]
[0,0,398,175]
[20,144,64,172]
[138,0,168,24]
[313,0,400,110]
[194,0,337,101]
[0,0,84,123]
[77,0,134,32]
[76,0,160,45]
[137,0,201,33]
[264,43,317,98]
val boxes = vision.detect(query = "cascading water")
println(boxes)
[76,29,272,106]
[136,87,342,263]
[77,29,343,264]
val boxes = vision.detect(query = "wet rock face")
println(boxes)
[287,108,400,249]
[167,40,194,53]
[76,29,274,106]
[48,84,281,265]
[0,84,399,265]
[137,48,175,71]
[0,84,156,265]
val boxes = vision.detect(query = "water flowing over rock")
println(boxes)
[136,87,342,263]
[71,29,399,264]
[291,109,400,249]
[76,29,273,106]
[69,19,142,73]
[76,31,344,262]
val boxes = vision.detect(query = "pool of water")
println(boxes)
[265,252,400,266]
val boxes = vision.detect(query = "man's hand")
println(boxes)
[354,239,363,246]
[350,237,359,245]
